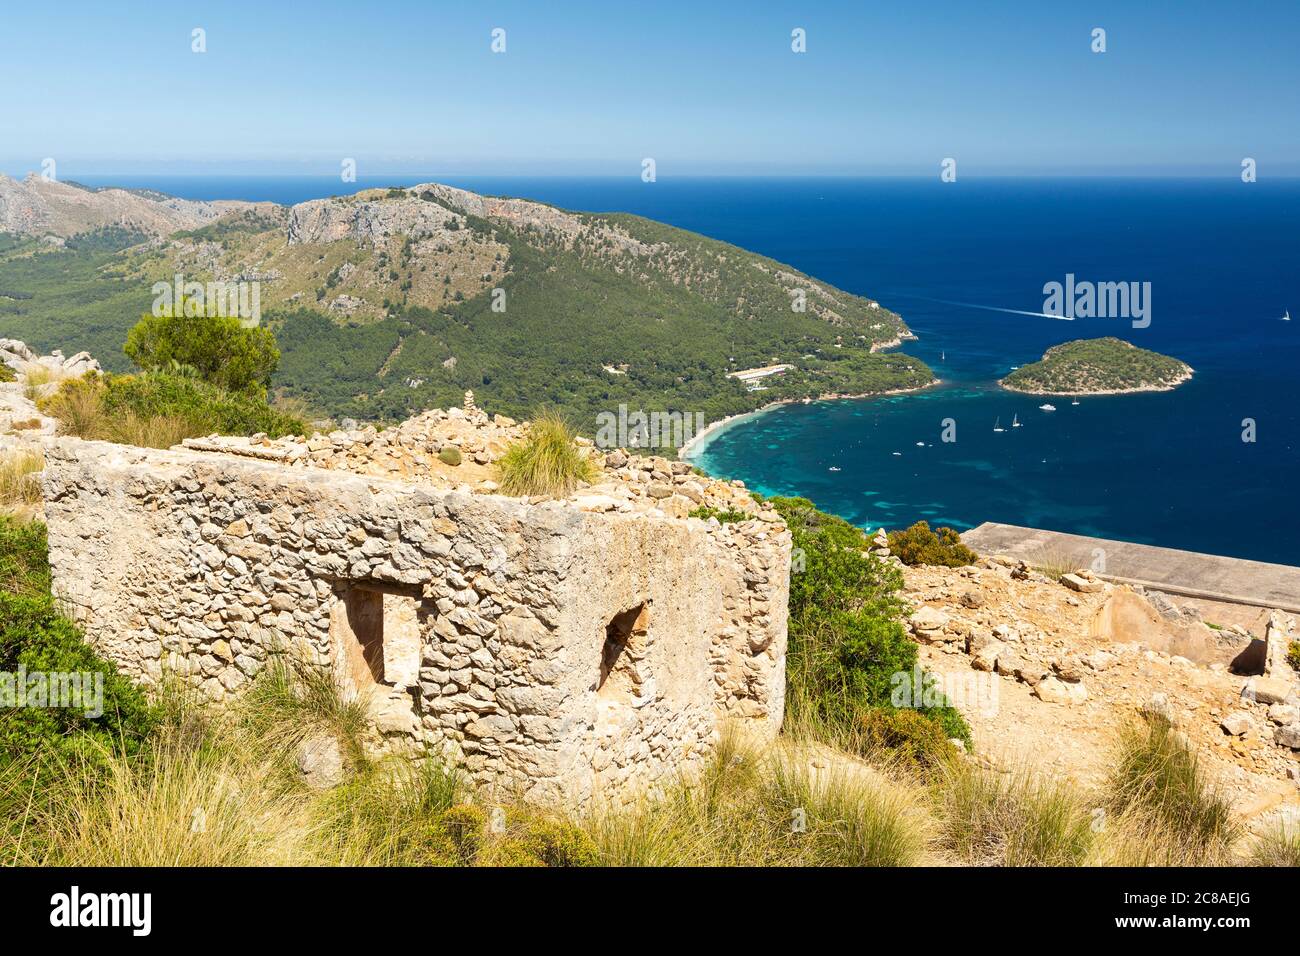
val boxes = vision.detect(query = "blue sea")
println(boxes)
[77,175,1300,565]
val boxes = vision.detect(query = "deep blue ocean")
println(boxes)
[77,175,1300,565]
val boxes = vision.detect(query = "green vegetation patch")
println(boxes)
[0,518,156,774]
[2,185,936,435]
[771,496,971,754]
[1002,337,1191,395]
[888,520,977,567]
[40,372,305,447]
[688,505,749,524]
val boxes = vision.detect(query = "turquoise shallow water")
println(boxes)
[674,180,1300,567]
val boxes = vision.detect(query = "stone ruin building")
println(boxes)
[39,400,790,806]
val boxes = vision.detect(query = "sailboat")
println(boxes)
[993,417,1006,433]
[1011,414,1021,428]
[1071,399,1080,405]
[1283,310,1291,322]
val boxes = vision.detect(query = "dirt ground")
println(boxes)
[902,560,1300,833]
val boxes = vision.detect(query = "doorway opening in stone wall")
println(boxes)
[598,602,649,701]
[329,581,423,734]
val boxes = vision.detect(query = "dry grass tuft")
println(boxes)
[0,449,43,512]
[931,760,1095,866]
[496,410,598,497]
[580,734,929,867]
[1247,820,1300,867]
[1101,715,1240,864]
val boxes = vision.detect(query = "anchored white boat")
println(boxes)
[993,417,1005,433]
[1283,310,1291,322]
[1011,414,1021,428]
[1039,403,1057,412]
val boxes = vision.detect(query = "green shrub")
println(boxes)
[0,363,14,383]
[688,505,748,524]
[0,516,51,597]
[125,309,280,394]
[888,520,977,567]
[240,656,372,771]
[1287,640,1300,673]
[581,737,928,867]
[0,520,155,770]
[426,803,598,867]
[860,707,957,772]
[769,497,971,751]
[318,756,466,866]
[496,411,597,496]
[437,446,462,466]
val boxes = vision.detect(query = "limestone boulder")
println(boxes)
[1035,676,1088,705]
[297,735,345,790]
[1061,572,1102,593]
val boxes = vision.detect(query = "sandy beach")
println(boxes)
[678,378,943,461]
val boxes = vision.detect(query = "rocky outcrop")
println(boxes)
[287,191,462,247]
[0,173,259,239]
[0,338,100,379]
[904,557,1300,800]
[1088,588,1244,666]
[1263,611,1297,679]
[0,338,98,444]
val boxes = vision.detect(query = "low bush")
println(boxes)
[0,518,156,771]
[437,446,462,466]
[887,520,977,567]
[688,505,749,523]
[125,310,280,394]
[239,656,372,771]
[582,736,928,867]
[21,365,63,402]
[496,411,597,496]
[1287,640,1300,673]
[769,497,972,755]
[1248,821,1300,867]
[860,708,958,772]
[0,515,50,596]
[431,804,599,867]
[40,372,305,447]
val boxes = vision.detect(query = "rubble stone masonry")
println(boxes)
[40,433,789,806]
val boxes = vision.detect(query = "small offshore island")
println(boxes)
[1000,336,1193,396]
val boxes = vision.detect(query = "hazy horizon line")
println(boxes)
[7,167,1300,182]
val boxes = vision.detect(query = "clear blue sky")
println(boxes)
[2,0,1297,177]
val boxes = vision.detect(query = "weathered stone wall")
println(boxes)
[41,437,789,806]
